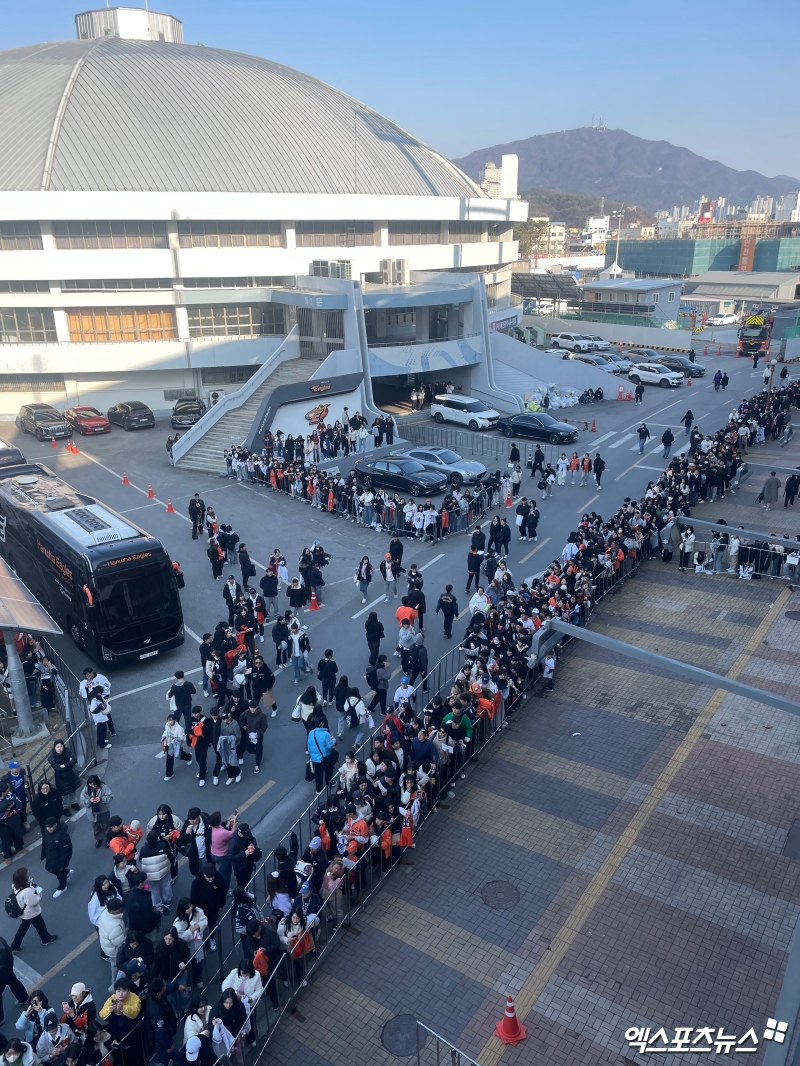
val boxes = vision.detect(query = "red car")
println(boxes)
[64,406,112,435]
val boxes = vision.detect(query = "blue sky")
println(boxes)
[7,0,800,179]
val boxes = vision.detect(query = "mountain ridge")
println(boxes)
[452,127,800,213]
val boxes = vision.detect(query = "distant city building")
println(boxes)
[776,192,800,223]
[547,222,566,256]
[478,154,518,200]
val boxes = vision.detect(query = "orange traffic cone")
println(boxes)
[591,419,597,432]
[504,488,512,507]
[494,995,527,1046]
[624,391,633,400]
[51,436,57,449]
[166,498,175,514]
[147,484,156,499]
[309,589,321,611]
[71,440,78,453]
[617,385,624,401]
[717,346,722,357]
[704,343,709,355]
[686,377,692,386]
[122,471,130,485]
[617,342,623,353]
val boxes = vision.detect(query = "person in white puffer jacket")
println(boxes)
[137,830,174,913]
[98,896,127,973]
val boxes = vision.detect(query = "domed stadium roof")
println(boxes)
[0,39,483,197]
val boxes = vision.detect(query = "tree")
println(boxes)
[514,218,549,258]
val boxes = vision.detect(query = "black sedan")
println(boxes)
[354,457,448,497]
[496,412,579,444]
[107,400,156,431]
[171,399,207,429]
[655,354,706,378]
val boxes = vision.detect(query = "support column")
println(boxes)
[415,307,429,343]
[5,634,35,739]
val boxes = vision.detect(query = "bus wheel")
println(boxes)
[67,617,85,650]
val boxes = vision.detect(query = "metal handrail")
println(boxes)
[368,331,482,348]
[416,1022,483,1066]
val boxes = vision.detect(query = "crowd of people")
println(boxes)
[3,373,799,1063]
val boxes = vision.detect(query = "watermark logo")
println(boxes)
[764,1020,789,1044]
[624,1020,789,1054]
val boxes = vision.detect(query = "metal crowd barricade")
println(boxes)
[398,422,566,469]
[133,545,650,1066]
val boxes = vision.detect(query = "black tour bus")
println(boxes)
[0,462,183,663]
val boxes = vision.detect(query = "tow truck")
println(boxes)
[737,313,773,360]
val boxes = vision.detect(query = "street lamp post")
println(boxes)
[768,357,778,392]
[614,206,625,270]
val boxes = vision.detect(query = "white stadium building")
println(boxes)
[0,8,605,471]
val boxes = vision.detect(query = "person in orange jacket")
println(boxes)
[107,817,142,860]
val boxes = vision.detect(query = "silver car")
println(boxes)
[400,447,487,487]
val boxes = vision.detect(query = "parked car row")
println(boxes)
[15,397,209,439]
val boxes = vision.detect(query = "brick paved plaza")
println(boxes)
[266,433,800,1066]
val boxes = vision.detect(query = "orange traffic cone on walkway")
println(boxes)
[122,471,130,485]
[591,419,597,432]
[166,498,175,513]
[147,484,156,499]
[504,488,512,507]
[624,390,633,400]
[617,385,624,401]
[494,995,527,1046]
[309,589,321,611]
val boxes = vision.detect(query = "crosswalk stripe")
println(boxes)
[610,433,636,448]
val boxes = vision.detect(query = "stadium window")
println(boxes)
[176,222,282,249]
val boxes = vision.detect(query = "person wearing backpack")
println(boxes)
[8,868,57,951]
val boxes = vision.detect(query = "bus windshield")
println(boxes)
[94,563,176,633]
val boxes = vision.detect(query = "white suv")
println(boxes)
[628,363,684,388]
[430,394,500,431]
[549,332,593,352]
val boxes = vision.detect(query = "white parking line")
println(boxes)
[113,667,203,701]
[350,552,444,619]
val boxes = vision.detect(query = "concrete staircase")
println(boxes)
[490,358,548,408]
[176,356,321,474]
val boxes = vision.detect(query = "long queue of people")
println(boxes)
[3,378,797,1065]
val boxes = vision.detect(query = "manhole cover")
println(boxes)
[481,880,520,910]
[785,611,800,621]
[382,1014,426,1057]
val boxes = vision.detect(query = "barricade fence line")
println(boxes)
[137,541,646,1066]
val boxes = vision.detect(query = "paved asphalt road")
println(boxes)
[0,349,782,1006]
